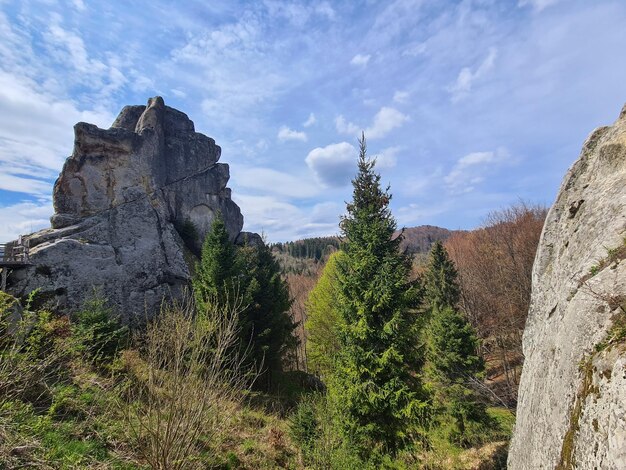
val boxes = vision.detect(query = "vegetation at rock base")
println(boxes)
[191,215,297,388]
[1,141,536,470]
[235,241,297,385]
[193,213,239,312]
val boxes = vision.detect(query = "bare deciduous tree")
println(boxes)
[445,202,546,407]
[121,294,257,470]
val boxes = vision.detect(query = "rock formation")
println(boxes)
[508,105,626,468]
[7,97,248,322]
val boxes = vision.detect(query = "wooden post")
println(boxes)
[1,268,6,292]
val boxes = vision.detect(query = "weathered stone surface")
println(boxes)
[508,105,626,469]
[7,97,250,322]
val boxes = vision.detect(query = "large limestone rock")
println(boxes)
[508,105,626,469]
[7,97,245,322]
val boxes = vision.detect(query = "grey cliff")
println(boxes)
[7,97,246,322]
[508,105,626,469]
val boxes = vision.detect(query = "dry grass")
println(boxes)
[120,295,258,470]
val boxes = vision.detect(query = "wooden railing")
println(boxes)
[0,237,30,263]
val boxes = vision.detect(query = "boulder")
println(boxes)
[7,97,251,323]
[508,105,626,468]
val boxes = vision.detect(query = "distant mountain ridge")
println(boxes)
[396,225,463,255]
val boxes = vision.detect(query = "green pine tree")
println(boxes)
[237,241,296,387]
[424,242,488,445]
[329,133,427,454]
[192,214,238,313]
[424,240,460,312]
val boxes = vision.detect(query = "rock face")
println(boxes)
[7,97,245,322]
[508,105,626,469]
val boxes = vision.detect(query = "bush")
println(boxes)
[0,294,66,407]
[121,295,257,470]
[289,396,320,460]
[72,294,128,369]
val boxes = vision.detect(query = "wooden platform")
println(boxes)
[0,239,30,291]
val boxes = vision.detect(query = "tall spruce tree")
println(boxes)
[424,241,460,312]
[330,134,427,453]
[192,214,238,313]
[424,242,488,445]
[237,241,296,386]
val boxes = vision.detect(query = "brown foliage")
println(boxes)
[284,271,320,371]
[445,203,546,407]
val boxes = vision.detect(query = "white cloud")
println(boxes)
[402,41,427,57]
[445,148,510,193]
[264,1,336,26]
[305,142,356,187]
[350,54,371,66]
[46,24,95,73]
[0,173,52,195]
[0,200,53,242]
[234,167,319,198]
[393,90,410,104]
[335,115,360,136]
[396,202,450,227]
[0,70,114,197]
[449,47,497,101]
[310,201,341,224]
[366,107,409,139]
[335,107,409,139]
[375,146,401,169]
[400,168,444,196]
[233,194,338,241]
[173,12,290,132]
[303,112,316,127]
[277,125,307,142]
[72,0,86,11]
[518,0,561,12]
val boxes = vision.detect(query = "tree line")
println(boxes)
[272,237,341,261]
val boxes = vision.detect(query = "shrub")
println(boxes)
[175,218,200,253]
[0,294,66,407]
[121,294,257,470]
[72,294,128,369]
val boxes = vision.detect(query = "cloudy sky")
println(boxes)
[1,0,625,242]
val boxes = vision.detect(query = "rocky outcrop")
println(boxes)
[7,97,245,322]
[508,105,626,468]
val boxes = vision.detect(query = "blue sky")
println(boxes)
[1,0,625,242]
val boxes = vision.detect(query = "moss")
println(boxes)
[578,239,626,287]
[594,311,626,353]
[557,359,595,470]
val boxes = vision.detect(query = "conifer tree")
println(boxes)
[237,241,296,386]
[424,240,460,312]
[329,133,426,453]
[193,219,296,387]
[192,214,238,313]
[424,242,488,445]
